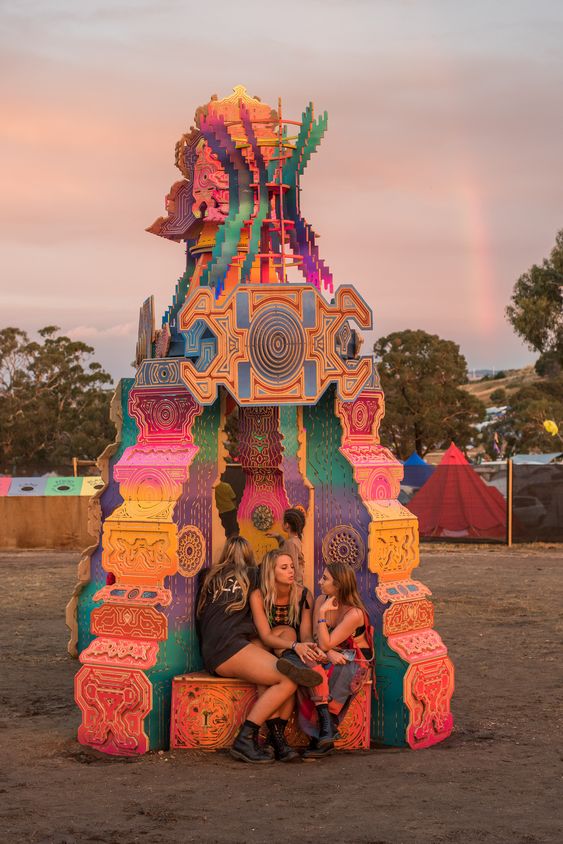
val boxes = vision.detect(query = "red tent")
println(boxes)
[408,443,507,539]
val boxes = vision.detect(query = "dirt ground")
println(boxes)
[1,546,562,844]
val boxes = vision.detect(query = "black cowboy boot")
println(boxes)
[266,718,300,762]
[276,650,320,687]
[316,704,338,749]
[230,720,275,764]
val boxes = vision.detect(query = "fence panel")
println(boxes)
[512,464,563,543]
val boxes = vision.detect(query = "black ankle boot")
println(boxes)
[302,736,335,759]
[316,704,338,749]
[230,720,275,764]
[266,718,300,762]
[276,650,320,687]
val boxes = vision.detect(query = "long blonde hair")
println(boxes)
[260,549,301,628]
[197,536,256,616]
[326,562,367,614]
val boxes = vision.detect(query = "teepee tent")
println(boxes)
[408,443,507,539]
[402,452,435,488]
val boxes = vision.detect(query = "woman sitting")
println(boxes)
[299,561,374,759]
[197,536,317,764]
[267,507,306,584]
[249,549,323,760]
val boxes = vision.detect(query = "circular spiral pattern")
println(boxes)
[252,504,274,532]
[248,306,306,385]
[152,398,180,431]
[322,525,365,571]
[351,400,369,432]
[178,526,206,577]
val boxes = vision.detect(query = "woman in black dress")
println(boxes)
[197,536,318,763]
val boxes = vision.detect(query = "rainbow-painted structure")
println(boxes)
[68,86,454,755]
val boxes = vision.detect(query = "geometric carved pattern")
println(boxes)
[383,599,434,636]
[177,525,206,577]
[333,681,371,750]
[404,657,455,750]
[178,285,373,406]
[136,296,155,366]
[91,604,168,640]
[322,524,365,571]
[79,637,159,670]
[93,584,172,606]
[76,665,152,756]
[251,504,274,531]
[368,519,419,581]
[376,579,432,604]
[102,520,178,585]
[170,672,371,751]
[129,388,201,445]
[388,629,447,663]
[171,674,258,750]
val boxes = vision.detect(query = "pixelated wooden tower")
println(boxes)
[68,87,454,754]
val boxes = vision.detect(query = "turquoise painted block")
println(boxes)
[45,477,83,496]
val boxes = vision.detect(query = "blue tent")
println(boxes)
[402,452,435,488]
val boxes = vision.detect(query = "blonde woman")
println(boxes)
[250,549,322,760]
[299,561,374,759]
[197,537,316,764]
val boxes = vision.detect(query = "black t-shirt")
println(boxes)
[198,567,259,673]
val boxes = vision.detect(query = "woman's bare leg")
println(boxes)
[278,694,295,721]
[216,644,296,725]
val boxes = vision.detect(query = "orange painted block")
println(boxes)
[170,671,371,752]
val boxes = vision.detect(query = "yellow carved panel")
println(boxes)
[102,519,178,585]
[368,518,419,581]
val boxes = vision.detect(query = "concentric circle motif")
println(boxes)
[252,504,274,532]
[351,400,369,433]
[177,526,206,577]
[322,525,365,571]
[153,398,180,431]
[248,306,306,385]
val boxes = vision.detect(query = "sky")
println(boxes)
[1,0,563,383]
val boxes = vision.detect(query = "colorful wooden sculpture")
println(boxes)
[68,86,454,756]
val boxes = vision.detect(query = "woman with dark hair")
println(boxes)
[298,561,373,759]
[197,536,318,763]
[268,507,306,584]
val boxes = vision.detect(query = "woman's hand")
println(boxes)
[293,641,320,663]
[327,648,347,665]
[320,595,339,614]
[313,646,329,664]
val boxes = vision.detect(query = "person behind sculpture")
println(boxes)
[214,480,239,539]
[249,549,322,761]
[267,507,306,584]
[196,536,319,763]
[299,561,374,758]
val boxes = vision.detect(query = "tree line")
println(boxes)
[0,326,114,475]
[1,230,561,473]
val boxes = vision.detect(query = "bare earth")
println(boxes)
[1,546,562,844]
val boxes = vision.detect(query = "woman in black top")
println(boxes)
[197,537,318,763]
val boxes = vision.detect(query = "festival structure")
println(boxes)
[67,86,454,755]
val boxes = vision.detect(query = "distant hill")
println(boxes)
[463,365,541,407]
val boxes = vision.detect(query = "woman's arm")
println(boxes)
[316,597,363,650]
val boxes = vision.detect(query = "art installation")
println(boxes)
[68,86,454,756]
